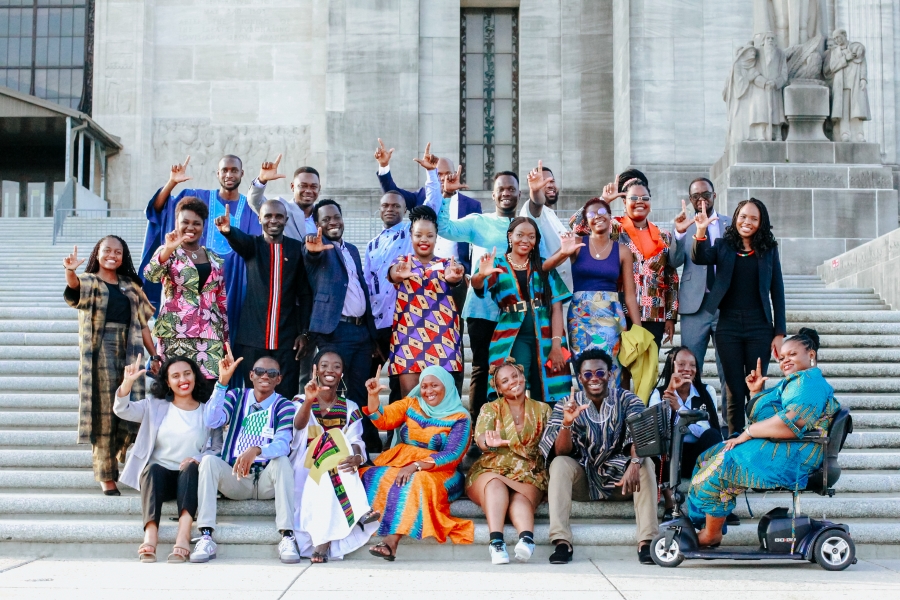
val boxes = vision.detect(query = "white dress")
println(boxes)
[290,395,378,559]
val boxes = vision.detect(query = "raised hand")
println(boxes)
[663,374,685,411]
[214,203,232,234]
[745,357,769,395]
[62,245,85,271]
[441,165,469,196]
[527,160,550,195]
[601,182,626,204]
[116,353,147,397]
[413,142,438,170]
[559,231,586,256]
[163,229,184,252]
[305,227,334,253]
[562,397,589,427]
[374,138,394,168]
[485,419,510,448]
[304,365,327,400]
[258,153,285,184]
[217,343,244,386]
[674,199,691,234]
[365,366,388,397]
[477,248,502,278]
[693,201,719,234]
[393,254,415,280]
[445,257,465,284]
[168,156,192,185]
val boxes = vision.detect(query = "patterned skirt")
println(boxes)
[158,337,223,379]
[566,291,626,385]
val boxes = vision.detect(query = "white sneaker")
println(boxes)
[514,537,535,562]
[189,534,217,563]
[279,534,301,564]
[489,540,510,565]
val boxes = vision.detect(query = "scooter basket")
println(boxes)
[626,403,672,458]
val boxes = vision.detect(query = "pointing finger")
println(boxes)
[681,199,686,213]
[378,138,385,151]
[183,155,191,168]
[538,159,542,172]
[424,142,431,157]
[273,153,282,168]
[756,357,762,375]
[224,203,230,218]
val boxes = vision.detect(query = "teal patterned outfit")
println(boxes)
[687,367,840,519]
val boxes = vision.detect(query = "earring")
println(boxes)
[811,359,817,367]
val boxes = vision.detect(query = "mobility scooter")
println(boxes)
[627,404,856,570]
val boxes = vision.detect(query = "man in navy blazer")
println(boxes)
[374,139,482,274]
[302,199,381,451]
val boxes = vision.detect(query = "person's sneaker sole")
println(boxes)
[280,556,302,564]
[514,544,534,562]
[189,554,215,563]
[491,555,510,565]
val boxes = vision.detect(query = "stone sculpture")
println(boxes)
[756,0,821,49]
[723,45,771,147]
[824,29,871,142]
[755,32,789,140]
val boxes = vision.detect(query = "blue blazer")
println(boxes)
[377,170,483,273]
[302,240,377,340]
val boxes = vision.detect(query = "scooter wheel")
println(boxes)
[651,532,684,568]
[813,530,855,571]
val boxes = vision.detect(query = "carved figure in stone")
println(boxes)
[724,45,770,147]
[755,32,788,140]
[824,29,871,142]
[757,0,821,49]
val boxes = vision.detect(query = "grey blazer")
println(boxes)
[114,392,223,491]
[671,214,731,315]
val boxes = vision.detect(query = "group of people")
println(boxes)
[63,141,841,565]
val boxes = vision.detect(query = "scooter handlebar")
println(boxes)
[677,408,708,422]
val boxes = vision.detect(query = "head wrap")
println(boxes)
[408,366,469,421]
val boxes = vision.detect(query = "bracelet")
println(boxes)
[65,267,77,272]
[551,336,563,342]
[692,234,707,241]
[745,426,754,439]
[560,424,573,430]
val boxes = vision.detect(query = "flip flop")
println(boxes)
[167,545,190,563]
[310,551,329,564]
[368,542,396,562]
[358,510,381,530]
[138,543,156,563]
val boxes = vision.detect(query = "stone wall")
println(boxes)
[818,228,900,309]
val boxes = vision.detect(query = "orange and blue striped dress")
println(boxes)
[360,396,473,544]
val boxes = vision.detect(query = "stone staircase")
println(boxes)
[0,218,897,559]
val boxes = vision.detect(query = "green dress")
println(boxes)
[687,367,840,519]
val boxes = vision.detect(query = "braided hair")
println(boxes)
[409,204,438,233]
[504,217,550,301]
[655,346,720,431]
[786,327,821,358]
[723,197,778,254]
[84,235,142,286]
[489,358,525,395]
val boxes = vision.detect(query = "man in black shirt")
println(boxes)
[215,200,311,397]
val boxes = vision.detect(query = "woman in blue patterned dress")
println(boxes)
[688,328,841,546]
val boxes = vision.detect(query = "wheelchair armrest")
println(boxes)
[763,432,828,444]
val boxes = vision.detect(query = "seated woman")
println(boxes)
[466,360,551,565]
[472,217,572,405]
[648,346,722,519]
[114,354,220,563]
[290,351,380,563]
[361,365,473,560]
[688,328,840,546]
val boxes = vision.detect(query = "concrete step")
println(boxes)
[0,449,91,468]
[0,376,77,392]
[0,393,78,409]
[0,333,79,346]
[0,308,74,320]
[0,411,75,427]
[838,450,900,470]
[0,321,78,333]
[0,360,78,375]
[0,346,78,359]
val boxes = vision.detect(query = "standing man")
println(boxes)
[374,139,482,274]
[671,177,730,420]
[247,154,321,240]
[303,200,380,452]
[215,199,311,398]
[522,161,572,292]
[141,155,262,333]
[365,145,444,401]
[438,169,520,422]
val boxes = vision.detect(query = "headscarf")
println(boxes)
[408,365,469,421]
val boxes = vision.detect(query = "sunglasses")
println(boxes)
[627,195,651,202]
[252,367,281,378]
[690,192,714,201]
[586,209,609,220]
[580,369,607,381]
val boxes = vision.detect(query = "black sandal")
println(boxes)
[310,551,328,564]
[358,510,381,530]
[368,542,396,561]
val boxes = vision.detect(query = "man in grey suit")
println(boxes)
[670,178,730,410]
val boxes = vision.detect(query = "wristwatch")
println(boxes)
[630,457,644,466]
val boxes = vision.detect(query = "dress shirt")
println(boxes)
[674,209,720,291]
[648,383,717,441]
[250,178,317,239]
[337,240,367,318]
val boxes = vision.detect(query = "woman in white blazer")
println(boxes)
[114,354,222,563]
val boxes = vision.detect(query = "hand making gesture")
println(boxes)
[214,203,232,234]
[527,160,550,196]
[693,201,719,236]
[444,257,465,284]
[484,419,510,448]
[217,343,244,387]
[673,199,691,234]
[662,373,686,412]
[258,153,285,184]
[561,396,589,427]
[305,227,335,252]
[364,365,388,413]
[412,142,438,171]
[168,156,192,186]
[163,228,185,252]
[477,248,502,278]
[559,231,586,257]
[62,245,85,271]
[601,182,626,204]
[745,358,768,396]
[117,353,148,398]
[441,165,469,197]
[374,138,394,168]
[303,365,329,401]
[392,254,415,281]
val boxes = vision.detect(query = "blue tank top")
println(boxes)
[572,237,620,293]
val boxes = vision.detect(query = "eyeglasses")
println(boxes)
[586,210,609,220]
[627,196,651,202]
[252,367,281,378]
[690,192,714,201]
[580,369,607,381]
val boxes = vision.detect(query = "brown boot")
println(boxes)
[697,515,726,547]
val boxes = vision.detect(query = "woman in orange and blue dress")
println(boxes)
[361,365,473,560]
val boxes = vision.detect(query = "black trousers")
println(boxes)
[467,317,497,421]
[236,344,301,399]
[641,320,666,350]
[715,308,775,435]
[140,462,199,527]
[681,427,724,478]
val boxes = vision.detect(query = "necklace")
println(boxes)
[506,254,529,270]
[589,236,612,259]
[736,248,755,257]
[183,244,201,260]
[507,400,525,426]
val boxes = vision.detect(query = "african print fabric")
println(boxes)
[566,290,626,385]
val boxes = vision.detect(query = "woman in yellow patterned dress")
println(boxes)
[466,360,552,564]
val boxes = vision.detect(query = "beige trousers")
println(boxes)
[196,454,294,532]
[547,455,658,545]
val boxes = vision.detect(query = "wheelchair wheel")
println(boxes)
[813,530,855,571]
[651,533,684,568]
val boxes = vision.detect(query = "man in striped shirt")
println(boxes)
[216,199,311,398]
[192,352,299,564]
